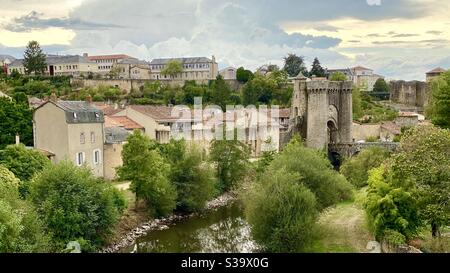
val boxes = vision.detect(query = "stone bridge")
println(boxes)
[328,142,399,158]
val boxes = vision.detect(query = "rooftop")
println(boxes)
[150,57,213,65]
[37,100,104,124]
[426,67,447,74]
[105,116,143,130]
[130,105,195,122]
[352,66,373,71]
[105,126,130,144]
[88,54,132,61]
[9,55,93,67]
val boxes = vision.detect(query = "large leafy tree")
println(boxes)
[283,53,307,77]
[209,139,250,192]
[211,75,231,110]
[0,144,51,197]
[23,41,47,75]
[236,67,253,83]
[329,72,347,81]
[0,165,52,252]
[426,71,450,129]
[389,126,450,237]
[161,60,183,79]
[373,78,390,93]
[171,145,216,212]
[118,130,176,217]
[309,57,326,77]
[30,161,126,251]
[0,97,33,149]
[242,74,277,105]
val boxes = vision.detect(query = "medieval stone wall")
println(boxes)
[389,80,429,108]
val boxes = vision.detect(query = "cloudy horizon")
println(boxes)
[1,0,449,80]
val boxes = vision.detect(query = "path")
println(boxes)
[114,181,131,191]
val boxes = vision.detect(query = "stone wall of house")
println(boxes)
[103,143,123,181]
[352,123,381,141]
[389,80,429,108]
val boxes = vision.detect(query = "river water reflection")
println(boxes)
[123,202,259,253]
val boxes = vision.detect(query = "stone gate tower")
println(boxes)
[290,73,353,150]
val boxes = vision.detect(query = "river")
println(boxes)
[121,202,259,253]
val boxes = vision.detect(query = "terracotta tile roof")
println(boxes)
[88,54,132,61]
[352,66,372,71]
[130,105,194,122]
[426,67,446,74]
[94,103,125,116]
[105,116,143,130]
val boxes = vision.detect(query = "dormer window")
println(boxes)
[95,113,100,118]
[73,112,77,119]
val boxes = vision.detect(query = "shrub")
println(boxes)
[268,138,353,209]
[245,169,318,252]
[340,147,390,188]
[29,161,125,251]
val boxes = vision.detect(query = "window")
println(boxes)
[76,152,85,166]
[80,133,85,144]
[93,149,101,165]
[73,112,77,119]
[90,132,95,143]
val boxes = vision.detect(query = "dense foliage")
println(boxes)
[0,165,51,252]
[245,169,318,252]
[0,98,33,148]
[244,137,353,252]
[23,41,47,75]
[283,54,307,77]
[427,71,450,129]
[0,144,50,196]
[30,161,126,251]
[309,57,326,77]
[329,72,347,81]
[118,130,176,217]
[209,139,250,192]
[373,78,390,93]
[365,126,450,240]
[236,67,254,83]
[340,147,390,188]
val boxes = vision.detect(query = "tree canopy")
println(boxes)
[426,71,450,129]
[161,60,183,79]
[309,57,326,77]
[283,54,307,77]
[373,78,390,93]
[0,98,33,149]
[23,41,47,75]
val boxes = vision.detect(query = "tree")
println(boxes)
[373,78,389,93]
[364,166,421,241]
[236,67,253,83]
[108,66,122,79]
[211,75,231,110]
[0,144,51,197]
[29,161,125,251]
[283,54,307,77]
[329,72,347,81]
[0,165,52,252]
[118,130,176,217]
[0,97,33,149]
[161,60,183,79]
[268,137,353,209]
[244,169,318,252]
[209,139,250,192]
[352,87,363,120]
[340,147,390,188]
[389,126,450,237]
[242,74,277,105]
[309,57,326,77]
[171,145,217,212]
[23,41,47,75]
[426,71,450,129]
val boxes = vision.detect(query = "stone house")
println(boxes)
[149,56,218,81]
[426,67,446,82]
[33,96,105,177]
[112,58,151,79]
[351,66,384,91]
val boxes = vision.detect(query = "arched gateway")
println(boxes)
[289,73,353,150]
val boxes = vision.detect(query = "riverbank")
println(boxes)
[100,192,236,253]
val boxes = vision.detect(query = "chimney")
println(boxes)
[114,103,118,110]
[83,53,88,57]
[50,92,57,102]
[86,94,93,104]
[15,134,20,145]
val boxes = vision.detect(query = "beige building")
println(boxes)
[8,54,97,77]
[149,56,218,81]
[113,58,151,79]
[87,54,133,75]
[33,97,105,177]
[351,66,384,91]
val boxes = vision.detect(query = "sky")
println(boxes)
[0,0,449,80]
